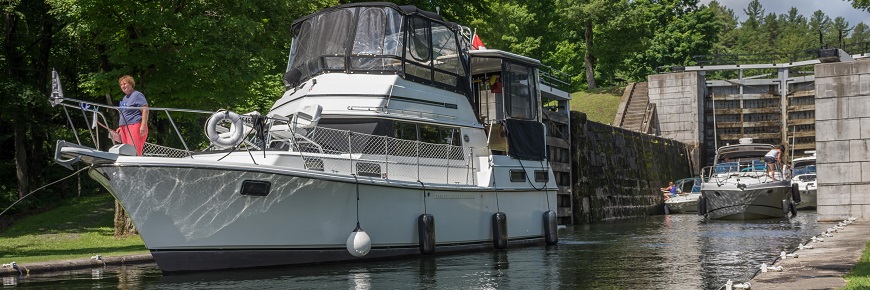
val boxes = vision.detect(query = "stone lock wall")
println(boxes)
[814,60,870,221]
[647,71,705,175]
[570,111,693,223]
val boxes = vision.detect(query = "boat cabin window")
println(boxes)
[312,118,465,160]
[471,58,539,124]
[504,62,537,120]
[284,5,465,92]
[793,164,816,175]
[317,118,461,146]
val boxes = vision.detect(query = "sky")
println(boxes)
[698,0,869,26]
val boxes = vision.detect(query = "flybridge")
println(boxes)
[284,3,467,94]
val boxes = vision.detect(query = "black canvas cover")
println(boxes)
[504,119,546,161]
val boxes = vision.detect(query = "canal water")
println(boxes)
[4,212,820,289]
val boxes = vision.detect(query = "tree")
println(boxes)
[809,10,833,47]
[2,0,57,203]
[555,0,627,89]
[708,0,739,55]
[741,0,764,30]
[828,17,852,47]
[467,0,542,58]
[44,0,336,236]
[850,0,870,12]
[776,7,813,54]
[851,22,870,44]
[622,0,719,80]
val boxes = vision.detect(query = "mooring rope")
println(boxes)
[0,167,89,218]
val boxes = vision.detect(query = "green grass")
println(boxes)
[844,240,870,289]
[569,86,624,124]
[0,194,147,264]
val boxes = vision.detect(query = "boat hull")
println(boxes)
[88,160,555,272]
[701,181,792,220]
[665,194,699,214]
[797,187,817,209]
[150,238,541,272]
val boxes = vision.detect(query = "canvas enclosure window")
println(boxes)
[503,62,537,120]
[285,9,354,86]
[351,7,404,72]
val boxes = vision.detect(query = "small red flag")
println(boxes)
[472,34,486,50]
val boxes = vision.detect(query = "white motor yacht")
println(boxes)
[791,151,817,209]
[665,177,702,214]
[50,3,563,272]
[698,138,798,220]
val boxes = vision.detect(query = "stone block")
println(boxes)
[658,98,675,108]
[862,118,870,139]
[841,118,862,140]
[817,140,850,162]
[684,114,699,123]
[847,75,862,97]
[815,98,840,121]
[817,161,861,184]
[662,86,683,94]
[838,62,856,77]
[815,63,837,78]
[817,205,851,221]
[850,205,865,218]
[679,120,697,130]
[815,119,861,140]
[815,77,833,99]
[833,119,861,140]
[832,77,851,99]
[852,184,870,202]
[857,60,870,74]
[661,114,680,124]
[817,185,851,205]
[851,140,870,162]
[848,95,870,118]
[861,74,870,96]
[815,121,837,141]
[864,162,870,183]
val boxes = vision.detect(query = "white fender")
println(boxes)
[346,224,371,257]
[206,111,245,148]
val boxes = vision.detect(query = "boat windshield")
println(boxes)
[740,160,767,172]
[794,165,816,175]
[285,4,466,92]
[713,162,739,173]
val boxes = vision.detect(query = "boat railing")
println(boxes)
[269,124,475,184]
[50,94,211,157]
[51,97,478,185]
[702,160,778,185]
[49,71,478,184]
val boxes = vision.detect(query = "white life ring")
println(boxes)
[206,111,245,148]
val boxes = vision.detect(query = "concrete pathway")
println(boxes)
[0,254,153,276]
[750,219,869,289]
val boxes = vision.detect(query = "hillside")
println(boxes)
[569,86,624,125]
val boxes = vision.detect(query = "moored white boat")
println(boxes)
[791,151,817,209]
[698,138,798,220]
[665,177,702,214]
[50,3,565,272]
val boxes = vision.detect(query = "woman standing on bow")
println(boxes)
[116,75,149,156]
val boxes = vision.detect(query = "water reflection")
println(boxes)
[7,213,819,289]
